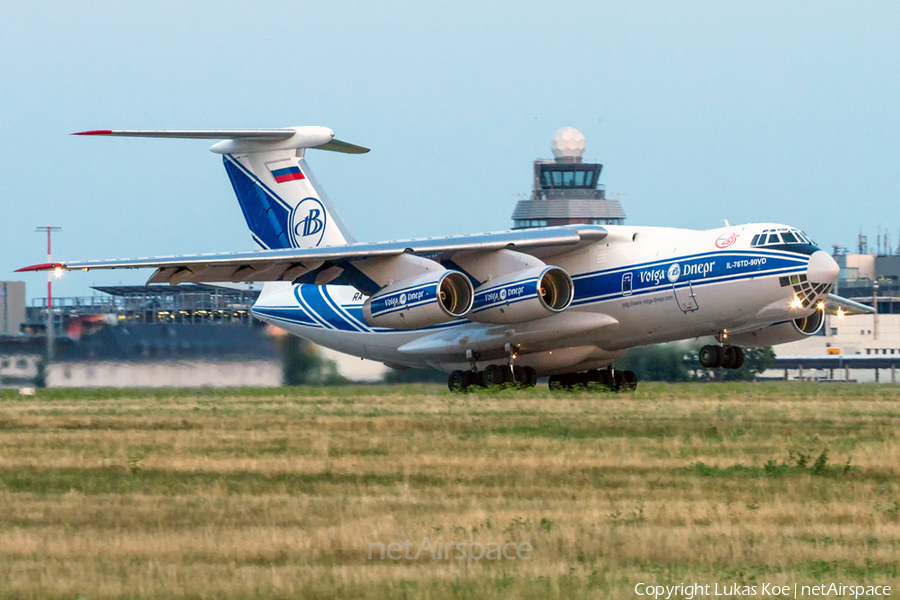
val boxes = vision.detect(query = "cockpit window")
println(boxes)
[751,228,817,248]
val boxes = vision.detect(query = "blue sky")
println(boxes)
[2,1,898,300]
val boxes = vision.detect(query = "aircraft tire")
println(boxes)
[482,364,506,388]
[465,370,482,388]
[523,366,538,387]
[599,369,614,390]
[512,365,525,385]
[699,345,715,368]
[448,370,467,392]
[699,345,724,369]
[548,375,563,391]
[726,346,745,369]
[622,370,638,392]
[712,345,724,368]
[613,369,626,391]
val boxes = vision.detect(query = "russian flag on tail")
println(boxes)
[270,164,305,183]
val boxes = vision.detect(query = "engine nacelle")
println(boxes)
[727,310,825,347]
[469,266,573,324]
[363,270,473,329]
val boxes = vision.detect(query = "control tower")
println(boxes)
[511,127,625,229]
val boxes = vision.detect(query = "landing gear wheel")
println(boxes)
[522,366,538,387]
[512,365,525,386]
[548,375,564,391]
[448,370,467,392]
[699,345,724,369]
[613,369,626,391]
[622,370,637,392]
[561,373,578,388]
[482,364,506,388]
[726,346,745,369]
[465,370,481,388]
[599,369,614,391]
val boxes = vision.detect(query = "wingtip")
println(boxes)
[72,129,112,136]
[15,262,62,272]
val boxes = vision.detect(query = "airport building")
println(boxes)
[511,128,626,229]
[0,283,283,388]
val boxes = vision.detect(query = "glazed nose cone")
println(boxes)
[807,251,839,285]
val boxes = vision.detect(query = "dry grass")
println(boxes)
[0,382,899,598]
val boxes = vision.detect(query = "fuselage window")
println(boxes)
[751,234,761,246]
[767,233,781,244]
[782,232,798,243]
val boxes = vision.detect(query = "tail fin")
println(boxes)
[73,127,367,250]
[222,151,356,249]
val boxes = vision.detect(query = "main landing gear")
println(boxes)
[447,364,538,392]
[698,345,745,369]
[548,368,637,393]
[448,347,538,392]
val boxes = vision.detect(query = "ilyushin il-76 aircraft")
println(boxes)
[19,127,874,391]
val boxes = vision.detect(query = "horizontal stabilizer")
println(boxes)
[73,129,296,140]
[73,127,370,154]
[317,139,371,154]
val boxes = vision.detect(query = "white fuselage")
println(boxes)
[251,224,836,376]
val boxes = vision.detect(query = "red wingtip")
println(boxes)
[15,262,61,272]
[72,129,113,136]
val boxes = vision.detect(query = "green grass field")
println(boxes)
[1,383,899,599]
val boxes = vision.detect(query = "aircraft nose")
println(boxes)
[807,250,839,284]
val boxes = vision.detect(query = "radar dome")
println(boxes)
[551,127,586,160]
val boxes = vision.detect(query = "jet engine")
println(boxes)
[363,270,473,329]
[469,266,573,325]
[727,310,825,347]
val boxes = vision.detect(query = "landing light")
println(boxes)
[790,297,803,309]
[837,307,845,318]
[53,267,64,279]
[816,301,825,310]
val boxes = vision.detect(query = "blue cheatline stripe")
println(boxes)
[294,285,334,330]
[299,284,347,330]
[475,276,539,295]
[575,265,803,303]
[571,249,808,280]
[317,286,368,332]
[472,293,540,314]
[371,297,437,318]
[570,265,804,306]
[252,306,323,328]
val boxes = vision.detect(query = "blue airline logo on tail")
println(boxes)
[289,198,327,247]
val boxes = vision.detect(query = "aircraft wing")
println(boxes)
[17,225,606,289]
[823,293,876,316]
